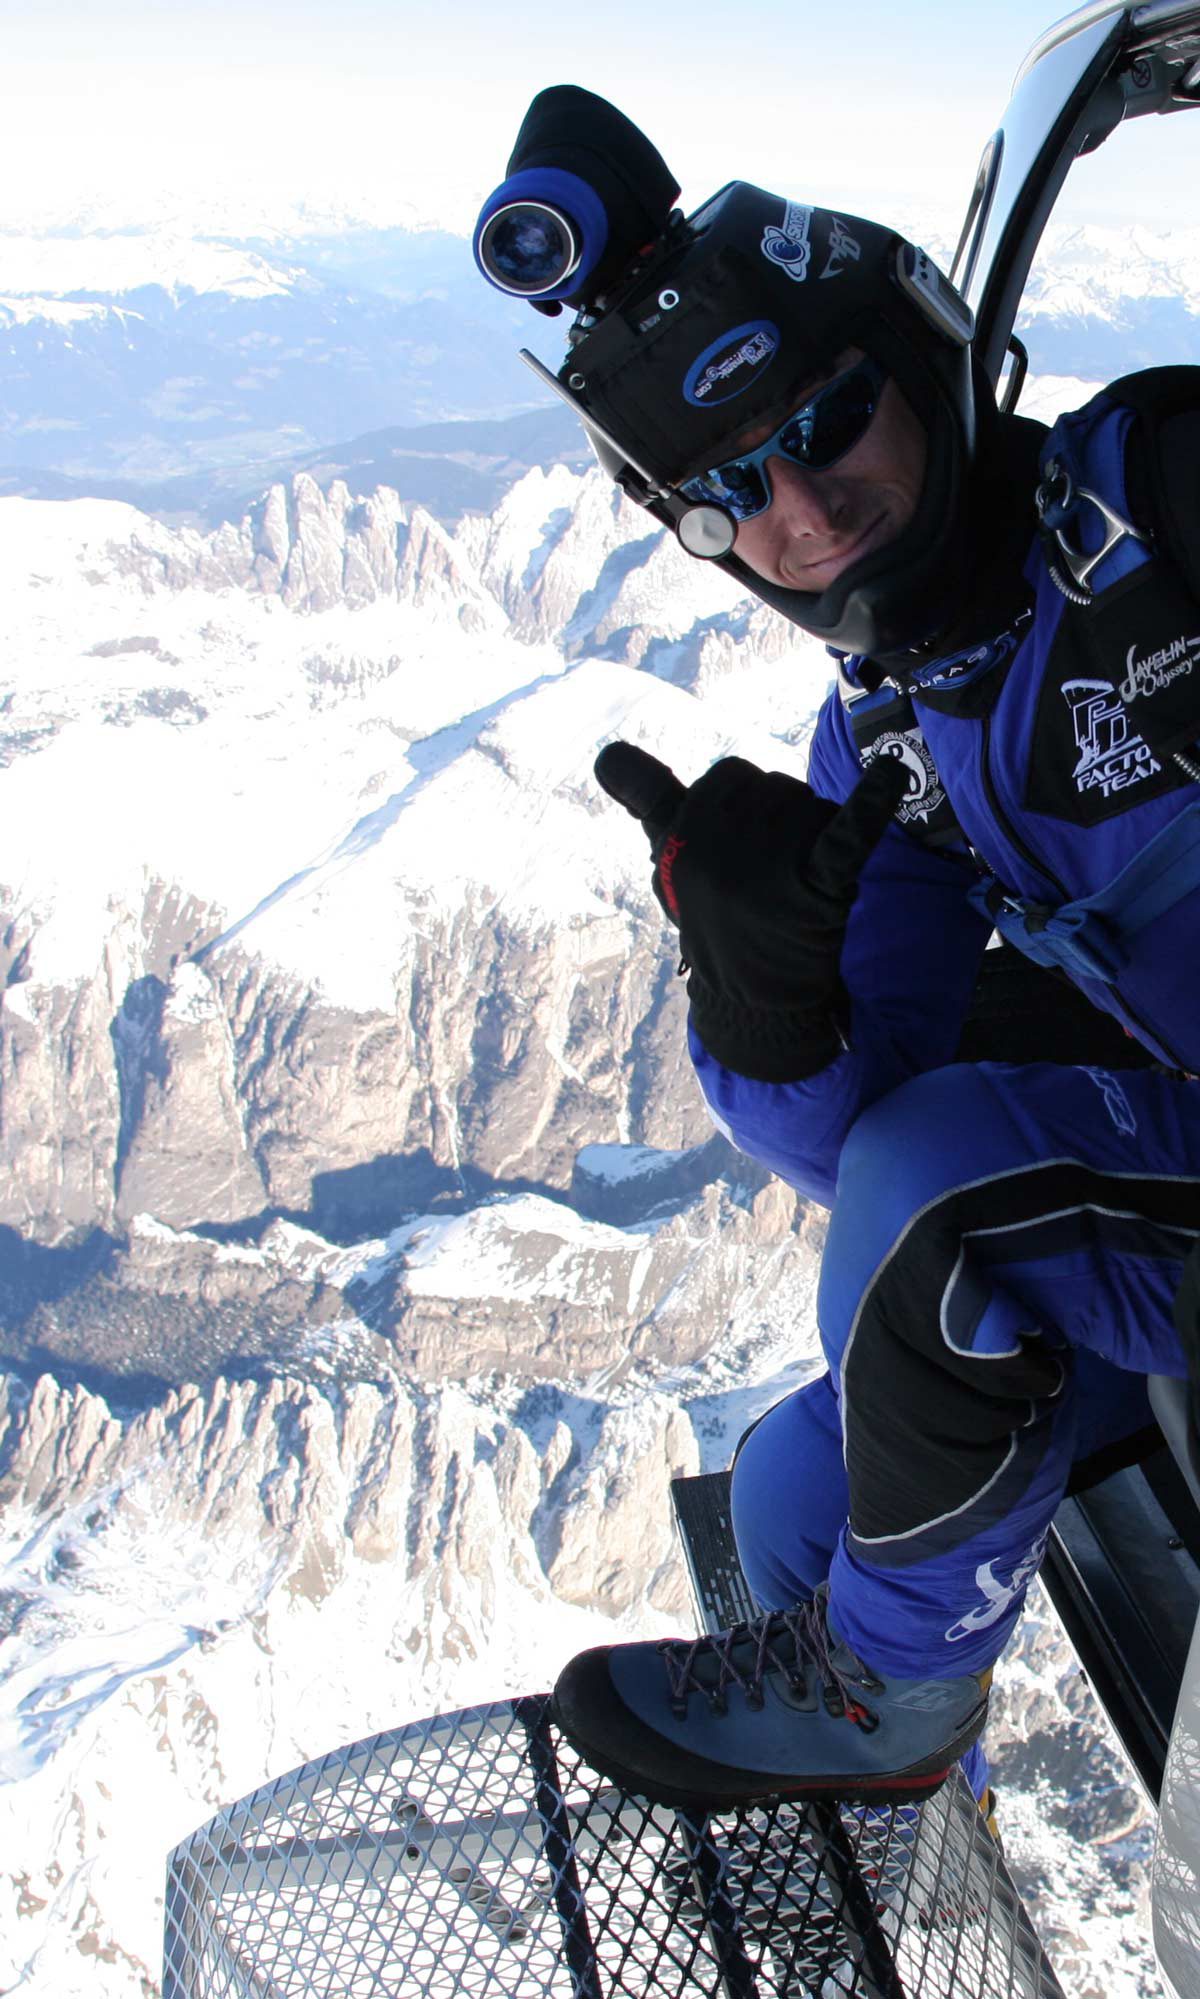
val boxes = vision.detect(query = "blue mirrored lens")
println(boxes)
[681,359,885,524]
[681,464,769,520]
[778,367,880,465]
[480,204,577,294]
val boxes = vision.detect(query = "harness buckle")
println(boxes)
[1035,458,1149,605]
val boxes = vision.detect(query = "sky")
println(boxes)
[3,0,1197,236]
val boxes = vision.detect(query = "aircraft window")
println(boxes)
[1008,100,1200,425]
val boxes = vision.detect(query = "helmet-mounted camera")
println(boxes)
[473,86,681,314]
[474,89,980,657]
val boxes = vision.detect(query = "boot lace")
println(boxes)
[657,1601,881,1730]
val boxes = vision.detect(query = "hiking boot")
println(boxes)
[553,1586,989,1809]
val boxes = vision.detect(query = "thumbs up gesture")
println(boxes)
[595,741,908,1081]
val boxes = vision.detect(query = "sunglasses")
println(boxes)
[679,356,887,523]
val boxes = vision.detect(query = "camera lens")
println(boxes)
[479,202,580,297]
[473,167,609,303]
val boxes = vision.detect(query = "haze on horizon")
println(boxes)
[5,0,1198,237]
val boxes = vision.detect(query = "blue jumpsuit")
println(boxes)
[700,386,1200,1695]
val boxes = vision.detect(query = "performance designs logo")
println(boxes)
[944,1530,1049,1644]
[1063,676,1160,802]
[682,321,781,407]
[1119,629,1200,703]
[862,730,947,829]
[761,200,813,282]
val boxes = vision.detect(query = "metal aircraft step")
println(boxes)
[161,1472,1070,1999]
[1041,1447,1200,1803]
[668,1467,1069,1999]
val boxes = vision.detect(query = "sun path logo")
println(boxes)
[1063,676,1161,801]
[819,214,862,281]
[1119,630,1200,704]
[944,1529,1049,1644]
[760,200,813,282]
[682,321,780,407]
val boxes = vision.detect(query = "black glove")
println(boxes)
[595,740,908,1082]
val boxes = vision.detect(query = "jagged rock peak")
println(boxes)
[104,473,501,627]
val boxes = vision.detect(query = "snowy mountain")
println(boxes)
[0,223,563,487]
[0,466,833,1993]
[1017,219,1200,378]
[0,1359,1155,1999]
[4,197,1196,1996]
[0,210,1196,515]
[0,459,1163,1997]
[0,468,808,1246]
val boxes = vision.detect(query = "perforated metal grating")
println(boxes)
[164,1695,1065,1998]
[1153,1612,1200,1998]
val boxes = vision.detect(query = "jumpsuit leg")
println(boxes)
[730,1369,847,1609]
[730,1344,1153,1801]
[817,1061,1200,1681]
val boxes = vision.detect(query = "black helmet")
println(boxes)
[475,89,979,658]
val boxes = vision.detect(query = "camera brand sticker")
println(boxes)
[683,321,781,407]
[820,213,862,281]
[761,200,813,281]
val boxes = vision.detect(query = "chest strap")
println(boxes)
[969,802,1200,984]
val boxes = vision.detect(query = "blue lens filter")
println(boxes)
[473,167,610,301]
[483,205,577,294]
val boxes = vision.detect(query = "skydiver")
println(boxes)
[475,89,1200,1809]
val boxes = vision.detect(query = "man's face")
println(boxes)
[730,349,926,593]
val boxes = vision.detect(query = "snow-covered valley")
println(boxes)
[0,456,1163,1998]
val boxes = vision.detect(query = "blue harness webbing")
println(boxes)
[969,802,1200,984]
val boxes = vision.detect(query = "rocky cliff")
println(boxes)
[0,474,1160,1999]
[0,1339,1155,1999]
[0,472,830,1251]
[0,1364,701,1994]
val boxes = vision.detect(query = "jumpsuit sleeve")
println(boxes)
[690,686,992,1207]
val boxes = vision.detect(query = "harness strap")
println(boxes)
[839,668,963,848]
[969,802,1200,985]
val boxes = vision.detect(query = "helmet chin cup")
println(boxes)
[676,504,737,559]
